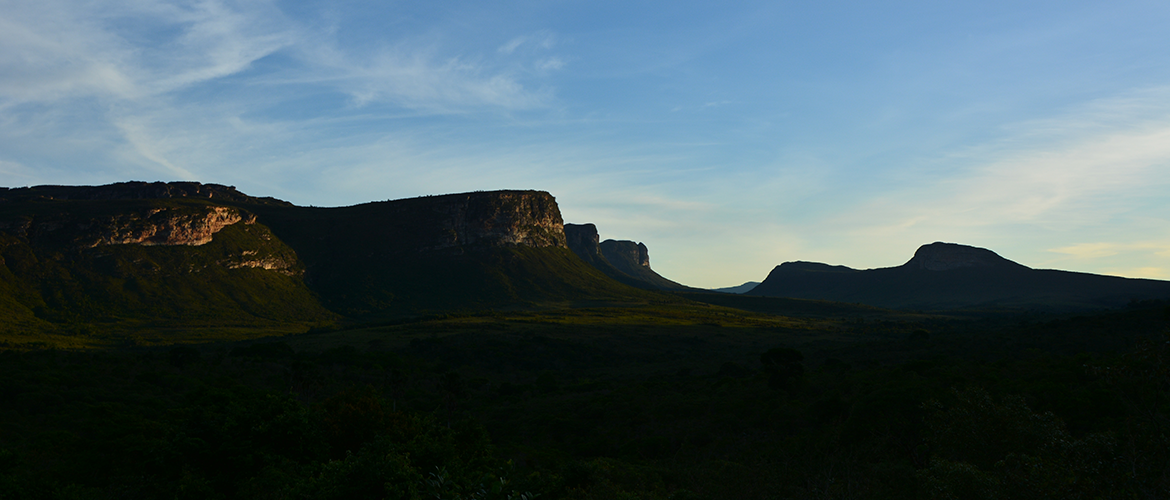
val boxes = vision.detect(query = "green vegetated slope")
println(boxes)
[0,187,668,347]
[563,223,693,291]
[244,199,664,319]
[598,240,692,291]
[0,198,335,347]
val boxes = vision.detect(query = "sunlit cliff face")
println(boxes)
[424,191,568,250]
[82,206,245,247]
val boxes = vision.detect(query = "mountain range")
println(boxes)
[0,182,681,343]
[2,182,1168,346]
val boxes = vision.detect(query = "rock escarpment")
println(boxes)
[563,223,690,291]
[234,189,648,316]
[427,191,567,250]
[600,240,651,272]
[0,182,659,330]
[81,206,246,247]
[0,183,324,329]
[0,201,297,273]
[564,223,602,258]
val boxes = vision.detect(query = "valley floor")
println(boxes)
[1,297,1168,499]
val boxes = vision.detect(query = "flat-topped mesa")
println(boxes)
[0,181,293,206]
[903,242,1027,271]
[564,223,601,254]
[424,190,567,250]
[601,240,650,269]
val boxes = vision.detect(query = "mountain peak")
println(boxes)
[904,242,1026,271]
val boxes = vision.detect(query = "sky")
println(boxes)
[2,0,1170,288]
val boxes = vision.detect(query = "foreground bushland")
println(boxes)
[1,305,1168,499]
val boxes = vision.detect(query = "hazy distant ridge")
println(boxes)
[747,242,1170,311]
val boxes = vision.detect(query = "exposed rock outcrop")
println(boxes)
[227,250,298,276]
[601,240,650,271]
[565,223,601,258]
[0,182,656,330]
[83,206,245,247]
[428,191,567,250]
[562,222,690,291]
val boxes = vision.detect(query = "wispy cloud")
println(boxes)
[536,57,565,72]
[806,86,1170,275]
[1048,241,1170,260]
[312,45,551,111]
[112,116,197,179]
[0,0,293,104]
[950,123,1170,225]
[0,0,565,186]
[498,36,526,54]
[1045,242,1170,279]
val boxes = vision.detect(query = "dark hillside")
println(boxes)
[245,192,660,318]
[749,242,1170,311]
[564,223,691,291]
[0,181,292,206]
[0,185,664,346]
[0,197,334,346]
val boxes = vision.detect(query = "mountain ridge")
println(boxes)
[563,223,691,291]
[747,242,1170,311]
[0,183,662,346]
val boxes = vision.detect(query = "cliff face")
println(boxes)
[560,226,690,291]
[600,240,650,271]
[81,206,246,247]
[0,205,248,247]
[427,191,567,250]
[0,183,664,331]
[565,223,601,256]
[0,192,299,277]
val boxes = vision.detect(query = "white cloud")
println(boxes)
[846,87,1170,232]
[0,0,293,104]
[112,116,198,179]
[1047,242,1121,259]
[343,49,548,111]
[948,124,1170,225]
[498,36,526,54]
[536,57,565,71]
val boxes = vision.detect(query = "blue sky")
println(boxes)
[3,0,1170,288]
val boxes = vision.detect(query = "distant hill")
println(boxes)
[709,281,760,294]
[0,183,659,345]
[564,223,692,291]
[746,242,1170,311]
